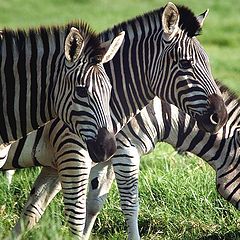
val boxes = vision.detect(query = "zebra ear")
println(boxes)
[65,27,84,62]
[162,2,180,39]
[196,9,209,28]
[100,31,125,64]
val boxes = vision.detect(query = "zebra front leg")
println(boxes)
[83,160,115,239]
[10,167,61,239]
[57,151,92,239]
[112,146,141,240]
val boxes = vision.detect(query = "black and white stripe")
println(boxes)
[3,80,239,239]
[0,20,126,239]
[1,3,230,238]
[84,81,240,239]
[100,3,227,135]
[78,2,228,163]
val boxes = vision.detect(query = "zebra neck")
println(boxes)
[0,28,66,144]
[160,101,223,169]
[102,12,164,133]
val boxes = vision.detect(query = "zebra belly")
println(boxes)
[1,129,55,170]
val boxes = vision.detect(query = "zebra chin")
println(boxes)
[86,127,117,163]
[195,93,228,133]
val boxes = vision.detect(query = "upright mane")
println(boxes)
[177,5,201,37]
[103,4,201,38]
[0,21,104,59]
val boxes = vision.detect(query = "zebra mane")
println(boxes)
[0,21,104,59]
[216,80,240,117]
[105,4,201,38]
[177,5,201,37]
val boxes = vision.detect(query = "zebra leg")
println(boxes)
[5,169,16,188]
[112,145,141,240]
[56,147,92,239]
[83,161,115,239]
[11,167,61,238]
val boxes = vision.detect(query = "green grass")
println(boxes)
[0,0,240,239]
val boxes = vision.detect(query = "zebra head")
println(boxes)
[56,25,125,163]
[156,3,227,133]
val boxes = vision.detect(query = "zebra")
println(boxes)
[83,81,240,239]
[98,2,228,136]
[4,80,240,240]
[0,20,126,167]
[1,2,229,238]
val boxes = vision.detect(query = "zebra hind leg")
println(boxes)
[10,167,61,239]
[5,169,16,188]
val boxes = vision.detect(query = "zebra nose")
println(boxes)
[86,127,117,163]
[196,93,228,133]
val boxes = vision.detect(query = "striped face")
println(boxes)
[159,32,218,116]
[0,23,123,162]
[57,28,125,162]
[155,3,227,133]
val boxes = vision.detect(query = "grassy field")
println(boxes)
[0,0,240,239]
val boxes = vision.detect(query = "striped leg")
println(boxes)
[4,169,15,188]
[85,145,141,240]
[83,161,115,239]
[11,167,61,239]
[56,144,92,239]
[112,145,141,240]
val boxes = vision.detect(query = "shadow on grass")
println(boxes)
[197,231,240,240]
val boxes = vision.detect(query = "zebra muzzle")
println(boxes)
[196,93,228,133]
[86,127,117,163]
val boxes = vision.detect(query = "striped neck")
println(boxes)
[101,10,164,133]
[157,84,240,171]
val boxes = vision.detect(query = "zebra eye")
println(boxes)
[179,59,192,69]
[76,86,88,98]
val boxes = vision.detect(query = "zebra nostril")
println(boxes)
[210,113,219,125]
